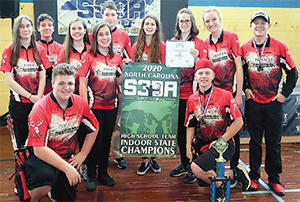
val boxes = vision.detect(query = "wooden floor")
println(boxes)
[0,126,299,202]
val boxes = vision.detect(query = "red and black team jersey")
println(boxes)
[184,87,242,142]
[78,50,123,109]
[37,39,63,66]
[0,43,51,103]
[204,30,241,94]
[132,41,166,64]
[241,35,297,104]
[56,44,91,94]
[89,27,132,59]
[27,93,99,160]
[37,39,63,95]
[170,36,206,99]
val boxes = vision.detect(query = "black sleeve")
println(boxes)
[242,59,251,91]
[281,68,298,98]
[46,68,52,80]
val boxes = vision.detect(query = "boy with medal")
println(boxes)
[241,10,298,196]
[185,59,250,201]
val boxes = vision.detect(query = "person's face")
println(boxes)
[97,25,111,49]
[52,74,75,102]
[250,17,270,38]
[37,19,54,39]
[19,19,33,40]
[195,68,215,90]
[178,13,192,35]
[203,11,221,34]
[70,21,86,42]
[103,8,117,29]
[143,17,157,37]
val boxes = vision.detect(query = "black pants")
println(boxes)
[245,99,283,183]
[87,108,117,177]
[177,99,190,166]
[9,99,34,148]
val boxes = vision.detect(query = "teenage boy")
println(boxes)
[36,13,63,95]
[241,10,298,196]
[185,59,250,201]
[24,63,99,202]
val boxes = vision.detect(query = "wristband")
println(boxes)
[28,94,32,100]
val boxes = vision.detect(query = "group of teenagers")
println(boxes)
[0,0,298,201]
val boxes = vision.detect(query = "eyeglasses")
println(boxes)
[179,19,191,24]
[19,24,32,29]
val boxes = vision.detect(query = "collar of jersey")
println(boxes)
[50,92,73,109]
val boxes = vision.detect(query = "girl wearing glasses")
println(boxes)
[132,14,166,175]
[0,15,50,147]
[169,8,206,183]
[202,6,244,186]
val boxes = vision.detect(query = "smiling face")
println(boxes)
[103,8,117,29]
[97,25,112,50]
[250,17,270,39]
[195,68,215,91]
[37,19,54,40]
[19,19,33,40]
[70,21,86,42]
[203,10,221,34]
[52,74,75,103]
[143,17,157,37]
[178,13,192,35]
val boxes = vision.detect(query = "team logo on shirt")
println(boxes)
[2,55,7,65]
[30,120,43,135]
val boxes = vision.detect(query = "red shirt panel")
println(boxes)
[184,87,242,142]
[1,43,50,103]
[78,51,123,109]
[27,93,99,160]
[241,36,296,104]
[204,30,241,94]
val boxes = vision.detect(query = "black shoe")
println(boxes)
[86,176,97,192]
[235,163,250,191]
[150,159,161,173]
[97,174,115,186]
[114,157,127,169]
[215,181,226,202]
[183,169,196,184]
[137,161,150,175]
[170,163,188,177]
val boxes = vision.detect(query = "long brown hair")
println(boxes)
[62,18,90,63]
[10,15,41,67]
[90,21,114,58]
[133,14,163,63]
[174,8,199,39]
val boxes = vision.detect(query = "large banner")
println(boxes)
[120,62,181,157]
[57,0,160,36]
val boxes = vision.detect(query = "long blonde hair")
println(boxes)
[133,14,163,63]
[10,15,41,67]
[62,18,90,63]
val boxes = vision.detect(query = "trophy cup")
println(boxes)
[209,137,231,202]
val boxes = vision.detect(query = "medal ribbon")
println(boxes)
[253,37,267,66]
[198,86,213,119]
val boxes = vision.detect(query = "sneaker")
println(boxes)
[269,182,285,196]
[80,164,88,181]
[86,176,97,192]
[230,179,238,188]
[236,163,250,191]
[170,163,188,177]
[14,187,18,195]
[98,174,115,186]
[249,179,259,191]
[137,161,150,175]
[150,159,161,173]
[114,157,127,169]
[215,181,226,202]
[183,169,196,184]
